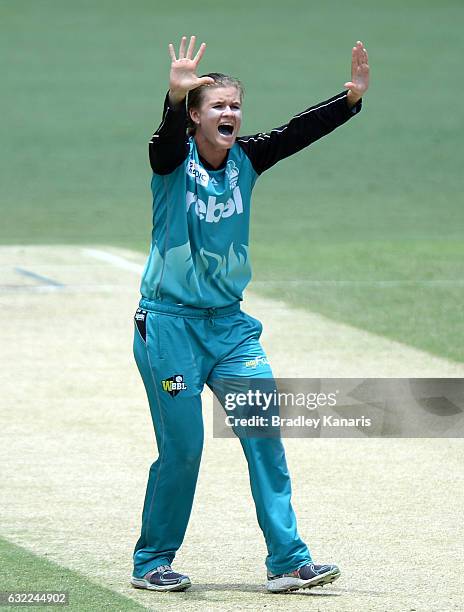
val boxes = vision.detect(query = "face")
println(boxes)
[189,86,242,151]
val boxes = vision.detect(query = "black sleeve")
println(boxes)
[237,91,362,175]
[148,93,189,175]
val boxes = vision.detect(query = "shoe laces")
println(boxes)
[155,564,172,575]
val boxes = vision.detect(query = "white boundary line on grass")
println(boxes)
[82,248,144,274]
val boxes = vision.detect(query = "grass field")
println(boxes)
[1,245,463,612]
[1,0,463,361]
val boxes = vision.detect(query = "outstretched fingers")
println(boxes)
[193,41,207,65]
[167,35,212,98]
[362,46,369,65]
[186,35,196,59]
[168,35,208,66]
[353,41,362,68]
[179,35,187,59]
[351,47,357,77]
[168,43,177,62]
[354,41,368,68]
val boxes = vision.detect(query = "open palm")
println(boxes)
[168,36,214,103]
[344,41,370,98]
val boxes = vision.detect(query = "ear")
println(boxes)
[189,108,200,125]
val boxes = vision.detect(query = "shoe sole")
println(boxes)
[267,568,341,593]
[131,576,192,592]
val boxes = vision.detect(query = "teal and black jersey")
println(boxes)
[141,133,258,307]
[140,91,362,308]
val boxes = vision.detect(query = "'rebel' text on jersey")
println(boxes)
[186,160,244,223]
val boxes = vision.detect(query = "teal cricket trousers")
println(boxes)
[132,298,311,578]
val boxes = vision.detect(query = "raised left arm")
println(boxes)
[237,41,369,175]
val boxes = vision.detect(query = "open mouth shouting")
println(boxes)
[217,122,235,137]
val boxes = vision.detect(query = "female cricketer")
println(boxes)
[131,35,369,593]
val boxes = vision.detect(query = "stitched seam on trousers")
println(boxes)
[142,332,166,546]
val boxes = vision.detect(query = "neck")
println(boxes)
[194,133,228,169]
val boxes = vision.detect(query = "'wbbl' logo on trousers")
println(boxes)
[161,374,187,397]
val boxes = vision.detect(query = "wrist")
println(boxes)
[346,90,362,109]
[168,89,188,106]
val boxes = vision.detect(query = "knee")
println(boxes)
[181,448,202,471]
[164,438,203,471]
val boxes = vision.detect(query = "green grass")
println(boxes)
[1,0,463,361]
[0,537,145,611]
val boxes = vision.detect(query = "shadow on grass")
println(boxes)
[181,582,344,597]
[151,582,386,599]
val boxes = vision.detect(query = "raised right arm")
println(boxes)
[149,36,214,175]
[148,95,189,175]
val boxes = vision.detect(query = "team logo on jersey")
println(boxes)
[225,160,239,189]
[187,160,209,187]
[161,374,188,397]
[186,188,244,223]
